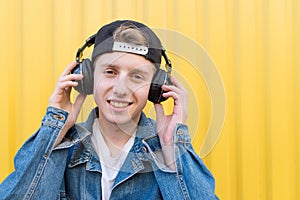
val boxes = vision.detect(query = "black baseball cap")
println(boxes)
[91,20,163,69]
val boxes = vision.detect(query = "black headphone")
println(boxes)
[72,34,172,103]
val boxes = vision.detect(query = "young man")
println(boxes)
[0,20,218,199]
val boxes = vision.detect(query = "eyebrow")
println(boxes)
[129,68,152,75]
[103,63,153,75]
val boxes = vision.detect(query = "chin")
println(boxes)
[98,102,144,126]
[106,112,139,126]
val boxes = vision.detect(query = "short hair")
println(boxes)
[113,23,148,46]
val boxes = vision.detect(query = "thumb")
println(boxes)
[154,103,165,120]
[73,94,87,116]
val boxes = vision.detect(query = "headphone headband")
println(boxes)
[76,34,96,63]
[75,34,172,72]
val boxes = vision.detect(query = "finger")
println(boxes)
[162,92,187,123]
[60,73,83,82]
[56,73,83,91]
[162,84,188,101]
[162,85,186,103]
[162,91,179,101]
[162,91,184,110]
[162,90,187,112]
[60,61,78,77]
[169,76,185,90]
[154,103,165,119]
[162,84,182,94]
[56,80,79,91]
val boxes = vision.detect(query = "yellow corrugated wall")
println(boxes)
[0,0,299,199]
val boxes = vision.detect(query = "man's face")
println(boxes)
[93,52,156,125]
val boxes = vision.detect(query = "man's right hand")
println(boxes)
[48,61,87,146]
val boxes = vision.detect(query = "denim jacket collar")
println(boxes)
[65,107,171,179]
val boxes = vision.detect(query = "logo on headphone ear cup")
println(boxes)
[72,59,94,95]
[148,69,171,103]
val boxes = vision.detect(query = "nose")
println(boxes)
[112,75,130,98]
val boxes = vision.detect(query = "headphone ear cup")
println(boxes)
[72,59,94,95]
[148,69,171,103]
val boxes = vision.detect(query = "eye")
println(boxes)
[133,74,143,80]
[130,73,145,82]
[103,69,117,77]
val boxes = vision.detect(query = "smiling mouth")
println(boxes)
[108,100,133,108]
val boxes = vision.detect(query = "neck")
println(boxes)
[97,115,139,149]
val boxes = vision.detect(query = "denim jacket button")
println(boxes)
[177,129,185,135]
[142,146,148,153]
[52,114,65,121]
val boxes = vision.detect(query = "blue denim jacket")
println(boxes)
[0,107,218,200]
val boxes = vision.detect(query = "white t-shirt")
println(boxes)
[91,119,135,200]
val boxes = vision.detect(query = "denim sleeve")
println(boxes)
[174,123,218,199]
[154,123,219,200]
[0,107,70,200]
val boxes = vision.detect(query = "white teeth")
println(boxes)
[110,101,129,108]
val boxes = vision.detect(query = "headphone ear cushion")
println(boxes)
[148,69,170,103]
[72,59,94,95]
